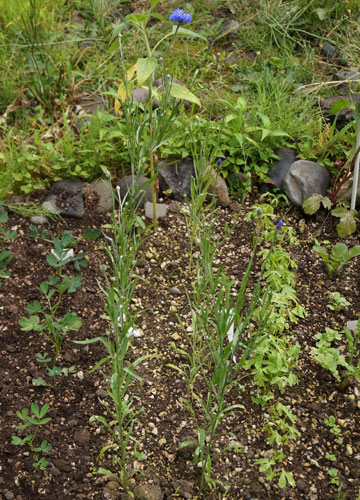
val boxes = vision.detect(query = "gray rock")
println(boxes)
[282,160,330,207]
[157,158,195,201]
[205,166,230,207]
[117,175,154,209]
[268,147,298,188]
[133,483,163,500]
[131,87,159,107]
[75,94,107,127]
[220,19,240,38]
[43,180,84,218]
[346,320,359,332]
[334,71,360,92]
[336,179,360,207]
[91,179,113,213]
[30,215,48,225]
[321,42,336,57]
[144,202,167,220]
[320,94,360,128]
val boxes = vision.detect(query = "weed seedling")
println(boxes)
[313,239,360,279]
[11,402,52,470]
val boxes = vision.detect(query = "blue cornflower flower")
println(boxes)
[169,9,192,24]
[276,220,284,230]
[217,158,223,166]
[257,208,262,216]
[209,37,214,43]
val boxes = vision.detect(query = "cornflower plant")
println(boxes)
[75,181,153,492]
[170,158,281,494]
[113,1,206,221]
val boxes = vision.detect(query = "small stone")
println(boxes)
[4,491,15,500]
[168,287,182,296]
[171,333,181,341]
[77,370,84,380]
[145,202,167,220]
[74,429,90,446]
[133,483,163,500]
[346,444,353,456]
[321,42,336,57]
[102,481,121,500]
[30,215,48,225]
[172,479,193,499]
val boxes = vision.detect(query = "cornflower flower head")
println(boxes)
[257,208,262,216]
[217,158,223,166]
[169,9,192,24]
[276,220,284,230]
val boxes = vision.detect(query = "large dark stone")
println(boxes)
[157,158,195,201]
[282,160,330,207]
[320,94,360,129]
[117,175,154,209]
[43,180,84,218]
[268,147,298,188]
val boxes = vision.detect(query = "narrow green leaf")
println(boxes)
[329,98,352,115]
[169,82,201,106]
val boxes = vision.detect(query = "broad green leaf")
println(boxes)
[150,0,161,9]
[316,8,329,20]
[303,194,331,214]
[151,12,167,22]
[329,98,351,115]
[19,315,41,331]
[169,82,201,106]
[136,57,158,87]
[335,212,356,238]
[172,25,208,41]
[278,471,287,488]
[83,228,101,240]
[348,245,360,259]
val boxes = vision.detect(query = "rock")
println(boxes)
[30,215,48,225]
[131,87,160,108]
[346,320,359,332]
[133,483,163,500]
[74,429,90,446]
[43,180,84,218]
[205,166,230,207]
[91,179,113,213]
[282,160,330,207]
[321,42,336,57]
[144,202,167,220]
[172,479,193,499]
[168,287,182,296]
[320,94,360,128]
[220,19,240,38]
[117,175,154,209]
[102,481,121,500]
[75,94,107,127]
[157,158,194,201]
[268,147,298,188]
[334,71,360,92]
[177,436,197,460]
[336,179,360,208]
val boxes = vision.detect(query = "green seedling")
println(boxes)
[313,239,360,278]
[46,231,88,276]
[19,275,82,364]
[33,351,76,388]
[11,402,52,470]
[313,321,360,383]
[0,207,17,286]
[324,416,343,445]
[327,291,350,311]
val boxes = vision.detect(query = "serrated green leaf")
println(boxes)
[336,215,356,238]
[169,82,201,106]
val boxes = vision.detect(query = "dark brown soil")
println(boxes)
[1,192,360,500]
